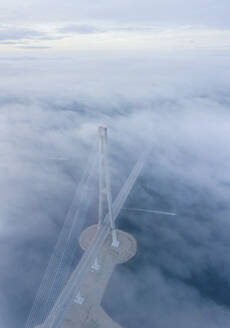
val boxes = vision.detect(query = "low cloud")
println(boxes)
[17,45,51,50]
[0,26,45,42]
[0,25,64,45]
[1,51,230,327]
[59,24,104,34]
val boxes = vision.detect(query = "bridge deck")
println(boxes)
[61,226,137,328]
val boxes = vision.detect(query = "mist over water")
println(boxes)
[1,51,230,327]
[104,163,230,327]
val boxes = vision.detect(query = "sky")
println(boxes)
[1,1,230,328]
[0,0,230,54]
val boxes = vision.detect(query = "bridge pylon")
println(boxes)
[98,126,119,248]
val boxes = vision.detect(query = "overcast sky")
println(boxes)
[0,0,230,26]
[0,0,230,54]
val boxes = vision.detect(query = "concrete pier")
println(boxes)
[61,225,137,328]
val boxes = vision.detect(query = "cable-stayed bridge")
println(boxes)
[25,127,172,328]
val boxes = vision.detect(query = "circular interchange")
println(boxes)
[79,225,137,264]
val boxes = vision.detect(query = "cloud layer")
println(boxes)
[1,49,230,327]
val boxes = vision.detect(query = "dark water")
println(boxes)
[102,171,230,327]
